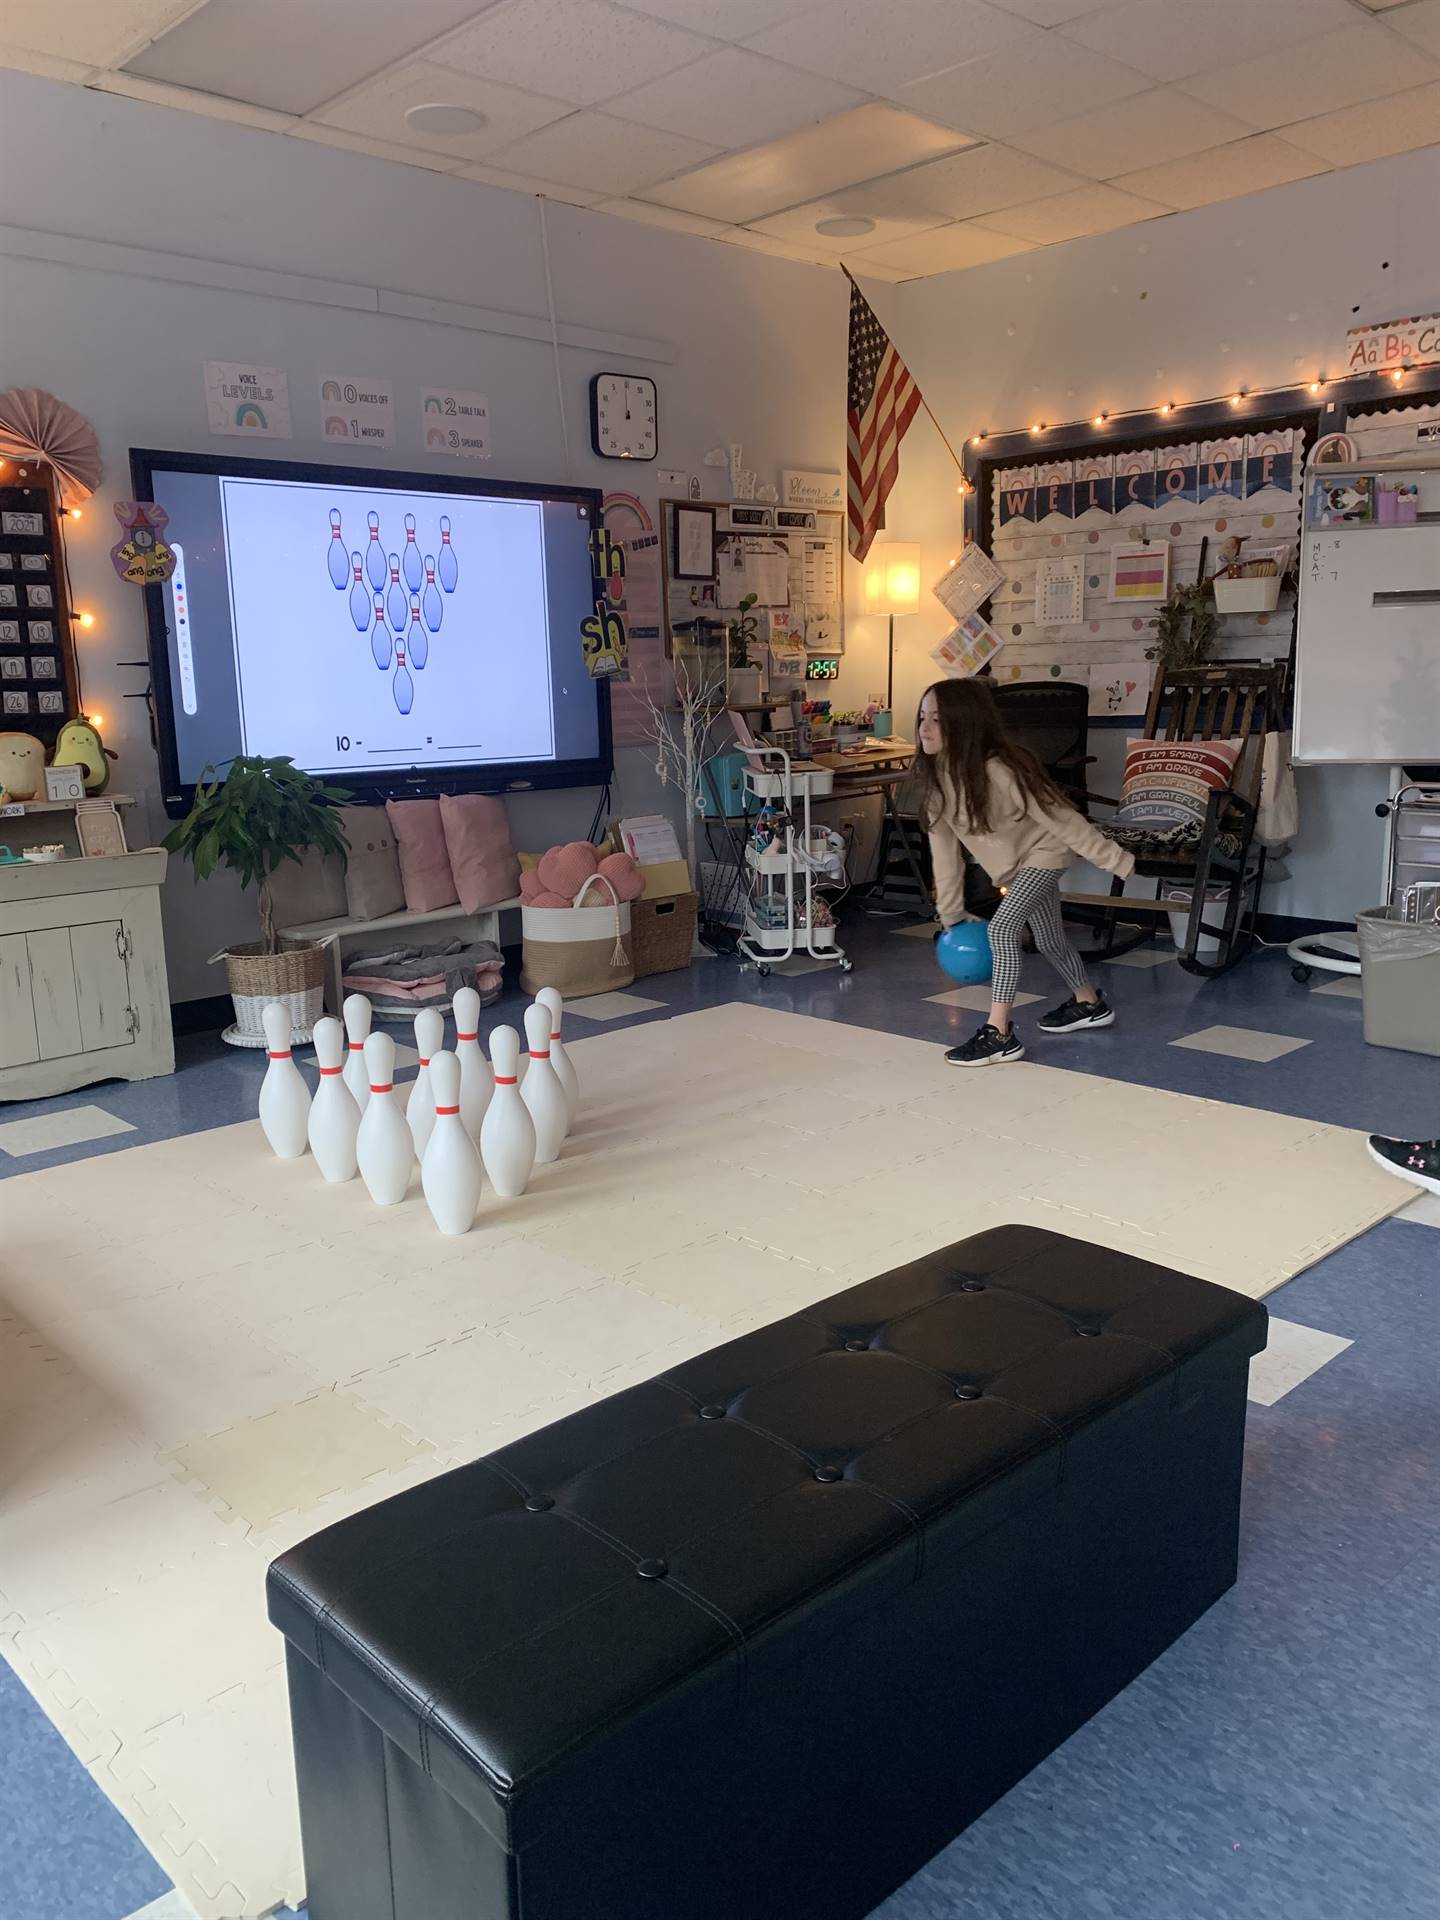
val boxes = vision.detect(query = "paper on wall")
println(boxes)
[1035,554,1084,627]
[931,609,1004,679]
[932,545,1005,621]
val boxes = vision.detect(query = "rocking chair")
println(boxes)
[1067,661,1287,977]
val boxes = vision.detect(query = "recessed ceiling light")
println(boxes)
[815,215,876,238]
[405,102,486,137]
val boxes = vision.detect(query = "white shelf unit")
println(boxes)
[737,750,850,975]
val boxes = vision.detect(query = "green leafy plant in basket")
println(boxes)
[726,592,761,670]
[164,756,350,955]
[1147,578,1220,672]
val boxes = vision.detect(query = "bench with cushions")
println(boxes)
[268,1224,1267,1920]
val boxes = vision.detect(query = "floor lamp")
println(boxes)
[862,542,920,713]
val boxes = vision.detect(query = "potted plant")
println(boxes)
[1146,579,1219,672]
[725,593,765,707]
[164,755,350,1045]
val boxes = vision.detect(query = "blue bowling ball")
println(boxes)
[936,920,993,986]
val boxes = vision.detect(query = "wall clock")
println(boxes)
[590,373,657,461]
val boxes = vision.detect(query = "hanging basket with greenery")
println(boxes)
[1147,579,1220,672]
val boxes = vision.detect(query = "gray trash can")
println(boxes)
[1356,906,1440,1056]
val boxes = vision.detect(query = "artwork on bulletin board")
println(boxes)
[1108,541,1169,603]
[602,492,666,749]
[1035,554,1084,626]
[931,608,1003,679]
[673,505,716,579]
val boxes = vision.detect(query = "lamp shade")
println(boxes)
[863,542,921,617]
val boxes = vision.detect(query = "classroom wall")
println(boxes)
[0,70,859,1000]
[881,147,1440,924]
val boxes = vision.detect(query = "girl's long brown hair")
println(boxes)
[915,678,1069,833]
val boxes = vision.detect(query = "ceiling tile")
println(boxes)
[484,110,721,195]
[748,186,950,255]
[87,70,298,130]
[312,60,570,161]
[981,0,1126,21]
[1111,133,1330,210]
[973,180,1167,242]
[591,197,731,233]
[1180,25,1437,130]
[1060,0,1359,83]
[0,41,98,80]
[846,221,1037,273]
[0,0,189,67]
[742,0,1042,95]
[452,161,606,203]
[1383,0,1440,59]
[618,0,818,35]
[604,47,864,147]
[288,122,466,172]
[440,0,716,108]
[899,33,1148,138]
[1277,77,1440,164]
[880,144,1085,217]
[713,227,838,266]
[122,0,487,117]
[1013,87,1254,176]
[640,102,975,222]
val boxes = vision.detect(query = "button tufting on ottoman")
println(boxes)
[268,1225,1267,1920]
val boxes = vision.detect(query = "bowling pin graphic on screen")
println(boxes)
[422,555,443,633]
[371,593,392,671]
[349,551,370,632]
[365,509,385,591]
[407,596,429,671]
[393,643,413,715]
[387,552,407,634]
[437,514,458,592]
[403,512,423,592]
[327,508,348,589]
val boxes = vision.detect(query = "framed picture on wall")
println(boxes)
[1108,541,1170,603]
[673,505,716,580]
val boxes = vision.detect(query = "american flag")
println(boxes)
[846,271,922,563]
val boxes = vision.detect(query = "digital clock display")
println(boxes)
[806,656,841,680]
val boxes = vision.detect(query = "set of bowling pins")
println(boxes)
[328,504,457,717]
[257,983,577,1236]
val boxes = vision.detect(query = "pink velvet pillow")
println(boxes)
[439,793,521,914]
[385,798,459,913]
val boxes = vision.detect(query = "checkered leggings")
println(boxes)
[989,866,1090,1006]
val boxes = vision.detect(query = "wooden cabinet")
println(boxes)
[0,850,174,1100]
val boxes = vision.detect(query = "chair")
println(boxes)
[871,766,935,913]
[990,679,1094,812]
[1069,661,1287,977]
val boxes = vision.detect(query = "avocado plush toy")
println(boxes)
[51,717,117,795]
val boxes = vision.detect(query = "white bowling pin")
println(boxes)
[342,993,372,1114]
[258,1001,310,1159]
[421,1051,483,1235]
[307,1015,360,1182]
[535,987,578,1130]
[481,1025,536,1198]
[356,1031,413,1206]
[521,1003,568,1166]
[452,987,492,1141]
[408,1007,444,1159]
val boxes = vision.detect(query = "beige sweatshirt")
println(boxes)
[928,760,1136,927]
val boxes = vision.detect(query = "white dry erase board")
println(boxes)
[1295,461,1440,763]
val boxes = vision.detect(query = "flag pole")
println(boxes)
[842,262,969,482]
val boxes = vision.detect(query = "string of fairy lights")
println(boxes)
[949,360,1421,498]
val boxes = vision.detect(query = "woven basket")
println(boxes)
[631,892,698,978]
[223,940,326,1043]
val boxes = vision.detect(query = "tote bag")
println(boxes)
[520,874,634,998]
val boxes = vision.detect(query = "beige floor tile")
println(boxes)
[564,991,666,1021]
[927,987,1042,1011]
[353,1331,607,1453]
[1170,1024,1311,1063]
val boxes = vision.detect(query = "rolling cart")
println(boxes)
[737,745,851,977]
[1289,778,1440,980]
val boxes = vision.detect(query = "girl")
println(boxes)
[916,678,1136,1067]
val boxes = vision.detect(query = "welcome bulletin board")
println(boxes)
[977,423,1306,716]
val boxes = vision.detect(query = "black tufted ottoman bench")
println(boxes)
[268,1225,1267,1920]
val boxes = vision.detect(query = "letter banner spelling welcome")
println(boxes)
[995,431,1301,528]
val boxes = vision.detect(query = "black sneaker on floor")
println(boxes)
[1037,994,1115,1036]
[1366,1135,1440,1197]
[945,1023,1025,1068]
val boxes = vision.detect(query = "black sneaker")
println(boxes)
[1037,994,1115,1036]
[1366,1135,1440,1197]
[946,1023,1025,1068]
